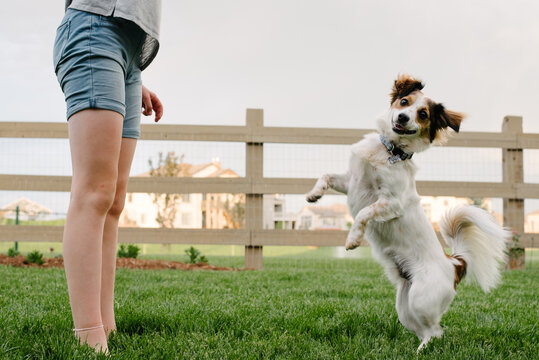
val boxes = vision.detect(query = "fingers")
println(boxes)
[141,85,163,122]
[141,85,153,116]
[150,92,163,122]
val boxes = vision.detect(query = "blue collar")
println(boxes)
[379,134,414,164]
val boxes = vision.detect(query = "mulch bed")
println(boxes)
[0,254,239,271]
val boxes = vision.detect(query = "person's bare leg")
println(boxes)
[63,109,123,352]
[101,137,137,337]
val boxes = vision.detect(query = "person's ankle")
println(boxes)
[73,324,108,354]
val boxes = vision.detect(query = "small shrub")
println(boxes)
[185,246,200,264]
[117,244,140,258]
[509,231,523,250]
[7,247,20,257]
[185,246,208,264]
[25,250,44,265]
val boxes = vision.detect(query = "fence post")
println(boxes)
[15,205,19,251]
[245,109,264,270]
[502,116,524,247]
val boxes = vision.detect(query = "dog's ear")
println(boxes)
[443,109,464,133]
[390,74,424,104]
[429,103,465,142]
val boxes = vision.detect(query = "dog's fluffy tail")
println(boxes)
[440,205,510,292]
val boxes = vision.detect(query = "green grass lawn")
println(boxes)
[0,253,537,359]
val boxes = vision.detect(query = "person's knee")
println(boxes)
[107,180,128,218]
[108,195,126,218]
[72,181,117,215]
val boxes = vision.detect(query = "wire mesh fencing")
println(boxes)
[1,113,538,270]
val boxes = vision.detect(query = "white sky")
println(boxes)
[1,0,539,215]
[0,0,538,131]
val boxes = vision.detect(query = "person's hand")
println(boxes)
[141,85,163,122]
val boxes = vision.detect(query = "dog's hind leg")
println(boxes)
[306,173,350,203]
[395,279,422,334]
[407,276,454,352]
[395,279,438,353]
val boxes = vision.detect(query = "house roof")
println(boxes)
[1,197,52,215]
[137,161,239,178]
[526,209,539,216]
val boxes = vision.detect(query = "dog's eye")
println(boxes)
[400,98,409,106]
[418,110,428,120]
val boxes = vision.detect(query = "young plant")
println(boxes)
[25,250,44,265]
[509,231,524,252]
[184,246,208,264]
[185,246,200,264]
[7,247,20,258]
[117,244,141,258]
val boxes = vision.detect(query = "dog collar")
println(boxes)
[380,134,414,164]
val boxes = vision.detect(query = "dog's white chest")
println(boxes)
[347,154,414,217]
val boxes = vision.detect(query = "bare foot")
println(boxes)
[104,325,116,340]
[74,325,109,354]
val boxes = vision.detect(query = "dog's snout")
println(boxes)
[398,113,409,124]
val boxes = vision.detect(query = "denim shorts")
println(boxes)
[53,9,146,139]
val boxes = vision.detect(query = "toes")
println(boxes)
[306,193,321,203]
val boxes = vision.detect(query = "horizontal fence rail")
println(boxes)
[1,112,538,269]
[4,121,539,148]
[0,226,535,248]
[2,175,539,199]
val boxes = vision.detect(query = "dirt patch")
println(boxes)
[0,254,239,271]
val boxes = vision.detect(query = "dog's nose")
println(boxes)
[398,113,409,124]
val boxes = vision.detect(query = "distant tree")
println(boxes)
[148,152,189,228]
[470,197,488,211]
[222,195,245,229]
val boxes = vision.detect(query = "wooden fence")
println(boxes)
[0,110,538,269]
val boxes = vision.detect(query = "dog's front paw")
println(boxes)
[345,223,365,250]
[306,191,322,203]
[345,232,362,250]
[345,238,360,250]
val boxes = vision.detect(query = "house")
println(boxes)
[294,196,501,233]
[296,204,353,230]
[419,196,502,229]
[0,197,53,221]
[120,161,244,229]
[525,210,539,233]
[263,194,296,229]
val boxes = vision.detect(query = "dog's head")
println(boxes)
[386,74,465,146]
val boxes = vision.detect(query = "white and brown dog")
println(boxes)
[306,75,509,352]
